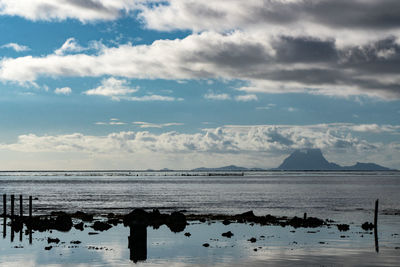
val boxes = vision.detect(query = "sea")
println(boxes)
[1,171,400,266]
[0,170,399,223]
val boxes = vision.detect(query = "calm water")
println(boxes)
[0,171,399,223]
[1,171,400,266]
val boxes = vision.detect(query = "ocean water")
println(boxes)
[1,171,399,223]
[1,171,400,266]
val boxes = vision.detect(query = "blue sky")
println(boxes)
[0,0,399,170]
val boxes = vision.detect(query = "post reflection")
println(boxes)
[128,223,147,263]
[2,216,6,239]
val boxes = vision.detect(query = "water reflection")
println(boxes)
[128,223,147,263]
[2,216,32,244]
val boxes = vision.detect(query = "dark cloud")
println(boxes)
[275,36,338,63]
[305,0,400,30]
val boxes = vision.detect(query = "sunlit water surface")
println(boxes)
[0,171,399,266]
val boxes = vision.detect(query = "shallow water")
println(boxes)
[0,219,399,267]
[0,171,399,223]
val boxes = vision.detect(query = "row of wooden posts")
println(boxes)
[2,194,33,218]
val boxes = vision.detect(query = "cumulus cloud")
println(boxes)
[0,31,399,99]
[0,43,30,52]
[54,38,85,55]
[0,0,139,22]
[0,2,399,99]
[54,87,72,95]
[84,77,138,100]
[139,0,400,46]
[0,123,399,168]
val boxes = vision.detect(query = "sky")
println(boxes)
[0,0,399,170]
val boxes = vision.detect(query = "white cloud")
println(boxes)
[55,38,85,55]
[54,87,72,95]
[139,0,400,47]
[133,122,184,128]
[1,43,30,52]
[84,77,138,100]
[0,123,399,169]
[235,94,258,102]
[0,0,139,22]
[204,92,231,100]
[126,95,181,101]
[0,30,399,99]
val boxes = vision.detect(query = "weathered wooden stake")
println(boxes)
[374,199,379,229]
[19,195,23,217]
[374,199,379,253]
[10,195,14,219]
[303,212,307,220]
[2,194,6,217]
[29,196,32,219]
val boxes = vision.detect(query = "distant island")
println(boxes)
[192,149,395,171]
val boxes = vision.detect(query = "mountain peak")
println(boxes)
[277,148,393,171]
[278,148,340,171]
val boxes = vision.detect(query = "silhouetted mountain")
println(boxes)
[276,149,393,171]
[341,162,391,171]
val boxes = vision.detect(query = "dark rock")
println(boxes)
[88,232,99,235]
[287,216,324,228]
[123,209,150,226]
[361,222,374,231]
[107,218,120,226]
[222,219,231,225]
[11,218,24,233]
[92,221,112,231]
[199,218,206,223]
[337,224,350,231]
[236,211,255,219]
[248,237,257,243]
[44,246,52,250]
[184,232,191,237]
[221,231,234,238]
[73,211,93,222]
[166,212,187,233]
[47,237,60,244]
[202,243,210,247]
[55,214,73,232]
[70,240,81,244]
[74,222,84,231]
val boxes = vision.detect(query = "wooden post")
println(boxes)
[2,194,5,217]
[10,195,14,219]
[374,199,379,253]
[29,196,32,219]
[374,199,378,229]
[303,212,307,220]
[19,195,23,218]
